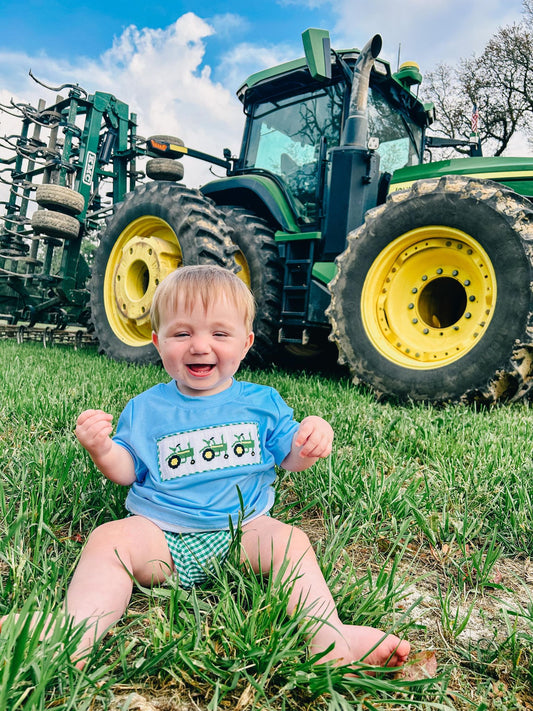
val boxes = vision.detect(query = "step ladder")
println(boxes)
[279,239,315,344]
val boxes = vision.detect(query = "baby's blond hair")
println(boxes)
[151,265,255,333]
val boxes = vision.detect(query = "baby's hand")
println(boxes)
[75,409,114,458]
[293,416,334,459]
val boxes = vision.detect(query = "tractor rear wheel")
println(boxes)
[90,181,238,364]
[328,175,533,403]
[219,206,283,365]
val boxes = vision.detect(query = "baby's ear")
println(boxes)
[242,331,254,357]
[152,332,160,350]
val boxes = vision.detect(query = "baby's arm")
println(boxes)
[75,409,136,485]
[281,415,334,472]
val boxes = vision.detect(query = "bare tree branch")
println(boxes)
[422,4,533,157]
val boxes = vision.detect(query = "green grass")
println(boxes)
[0,340,532,710]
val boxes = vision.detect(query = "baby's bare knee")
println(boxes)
[275,523,312,563]
[82,519,134,558]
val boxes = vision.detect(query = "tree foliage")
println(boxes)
[423,2,533,157]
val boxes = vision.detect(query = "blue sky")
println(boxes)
[0,1,333,65]
[0,0,527,186]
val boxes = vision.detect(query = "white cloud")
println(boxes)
[0,13,245,191]
[209,13,251,40]
[215,41,297,96]
[325,0,525,70]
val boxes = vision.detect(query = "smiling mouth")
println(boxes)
[187,364,215,375]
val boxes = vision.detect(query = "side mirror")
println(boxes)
[302,28,332,81]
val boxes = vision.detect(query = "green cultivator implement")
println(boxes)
[2,30,533,403]
[0,76,144,344]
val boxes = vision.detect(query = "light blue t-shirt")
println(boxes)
[113,379,300,533]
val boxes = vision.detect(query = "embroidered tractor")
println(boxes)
[166,443,195,469]
[201,435,229,462]
[233,432,256,457]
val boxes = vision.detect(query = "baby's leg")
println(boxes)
[240,516,409,668]
[66,515,174,662]
[0,515,174,665]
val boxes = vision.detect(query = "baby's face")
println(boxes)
[152,294,254,397]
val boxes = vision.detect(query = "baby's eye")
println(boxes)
[213,332,229,338]
[174,332,190,338]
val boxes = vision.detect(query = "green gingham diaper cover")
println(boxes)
[164,529,233,589]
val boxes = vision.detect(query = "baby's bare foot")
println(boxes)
[314,624,410,668]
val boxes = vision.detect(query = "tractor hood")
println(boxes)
[389,156,533,199]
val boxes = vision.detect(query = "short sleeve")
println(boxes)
[113,400,148,483]
[265,388,300,465]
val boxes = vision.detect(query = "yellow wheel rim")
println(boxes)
[233,249,251,287]
[362,226,497,369]
[103,216,182,346]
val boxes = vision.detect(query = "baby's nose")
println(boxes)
[189,335,211,353]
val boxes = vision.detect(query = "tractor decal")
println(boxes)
[233,432,256,457]
[200,435,229,461]
[166,442,195,469]
[157,422,262,481]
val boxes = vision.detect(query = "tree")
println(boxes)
[423,4,533,157]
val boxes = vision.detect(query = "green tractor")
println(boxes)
[2,29,533,404]
[91,29,533,404]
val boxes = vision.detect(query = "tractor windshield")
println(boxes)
[243,83,344,221]
[242,81,423,220]
[368,89,422,173]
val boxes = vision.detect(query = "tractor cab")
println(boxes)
[232,43,429,229]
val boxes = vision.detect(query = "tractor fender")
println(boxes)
[201,175,300,232]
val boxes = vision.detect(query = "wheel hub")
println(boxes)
[103,216,182,346]
[362,226,497,368]
[114,236,177,323]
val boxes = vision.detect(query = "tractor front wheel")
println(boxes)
[90,182,237,364]
[328,176,533,403]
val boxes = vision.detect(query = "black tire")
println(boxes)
[31,209,80,240]
[90,181,238,364]
[327,175,533,403]
[168,455,181,469]
[234,444,245,457]
[35,184,85,216]
[219,206,283,365]
[202,449,215,461]
[146,158,184,182]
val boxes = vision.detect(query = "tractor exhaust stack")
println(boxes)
[341,34,382,148]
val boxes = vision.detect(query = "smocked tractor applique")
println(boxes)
[200,435,229,462]
[166,442,195,469]
[233,432,256,457]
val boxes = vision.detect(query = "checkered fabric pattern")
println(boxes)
[164,529,233,589]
